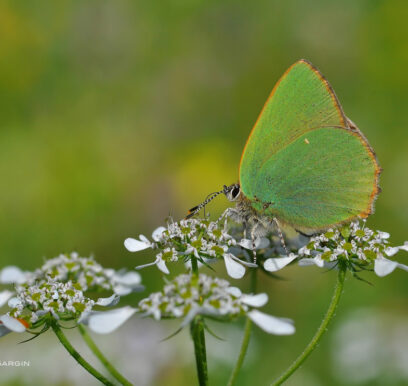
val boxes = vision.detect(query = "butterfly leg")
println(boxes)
[249,225,258,264]
[243,221,248,239]
[273,217,288,254]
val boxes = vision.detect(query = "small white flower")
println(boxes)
[124,235,153,252]
[135,254,170,275]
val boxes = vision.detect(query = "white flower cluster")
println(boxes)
[10,278,96,324]
[0,252,143,337]
[137,273,295,335]
[263,221,408,277]
[125,219,257,279]
[36,252,143,296]
[0,252,143,298]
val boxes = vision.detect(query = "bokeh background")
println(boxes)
[1,1,407,385]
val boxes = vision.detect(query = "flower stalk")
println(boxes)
[190,315,208,386]
[272,265,347,385]
[50,321,114,386]
[78,324,133,386]
[227,267,258,386]
[190,254,208,386]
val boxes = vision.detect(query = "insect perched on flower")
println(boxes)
[186,60,381,253]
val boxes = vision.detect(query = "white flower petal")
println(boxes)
[226,287,242,298]
[135,261,158,270]
[113,271,141,286]
[86,307,136,334]
[248,310,295,335]
[152,227,167,242]
[313,256,325,268]
[377,231,390,239]
[255,237,270,249]
[264,254,297,272]
[139,234,150,244]
[124,238,151,252]
[0,266,27,284]
[239,239,253,250]
[224,253,245,279]
[96,294,120,307]
[7,297,22,308]
[0,290,15,307]
[156,259,170,275]
[384,247,400,257]
[0,315,26,333]
[113,285,132,296]
[298,258,316,266]
[374,257,398,277]
[298,257,336,269]
[241,293,268,307]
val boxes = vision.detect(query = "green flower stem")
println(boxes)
[50,321,114,386]
[78,324,133,386]
[191,255,199,276]
[189,255,208,386]
[272,266,347,386]
[191,316,208,386]
[227,267,258,386]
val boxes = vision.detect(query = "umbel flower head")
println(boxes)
[125,218,258,279]
[137,273,295,335]
[0,276,120,337]
[263,220,408,277]
[0,252,143,337]
[0,252,143,296]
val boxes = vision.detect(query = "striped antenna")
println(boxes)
[185,185,232,219]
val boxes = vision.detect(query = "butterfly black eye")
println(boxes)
[231,185,240,198]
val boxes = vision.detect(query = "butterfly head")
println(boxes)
[223,183,241,202]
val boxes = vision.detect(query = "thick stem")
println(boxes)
[191,255,199,276]
[272,267,346,385]
[227,267,258,386]
[189,255,208,385]
[51,321,114,386]
[78,324,133,386]
[191,316,208,386]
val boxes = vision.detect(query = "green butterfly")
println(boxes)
[187,59,381,243]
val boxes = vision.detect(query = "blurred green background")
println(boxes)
[1,0,407,385]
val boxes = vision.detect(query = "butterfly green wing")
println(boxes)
[239,59,380,231]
